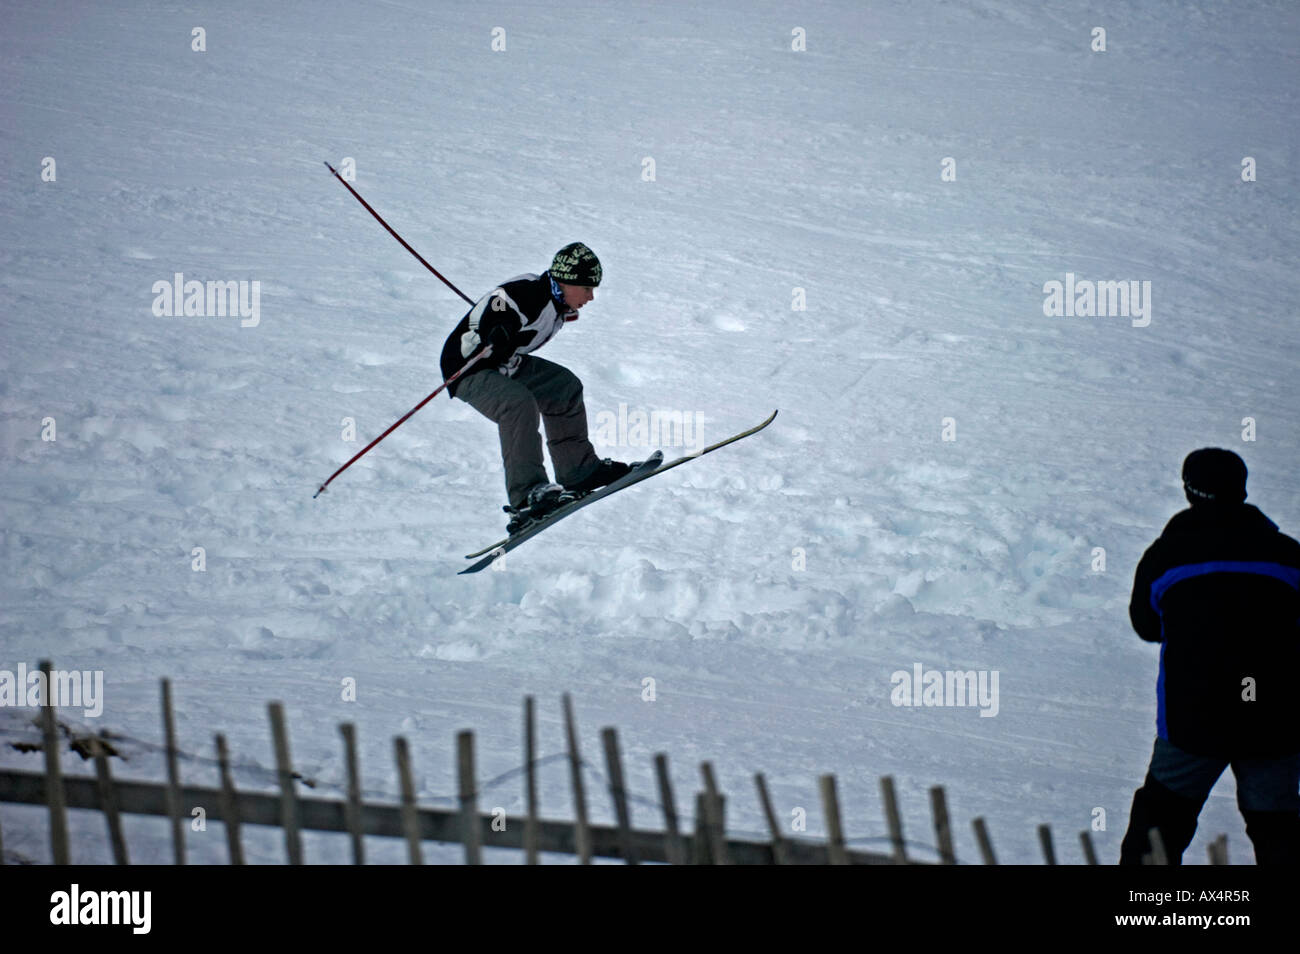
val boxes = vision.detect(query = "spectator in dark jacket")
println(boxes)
[1120,448,1300,864]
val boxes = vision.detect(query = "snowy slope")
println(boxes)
[1,0,1297,864]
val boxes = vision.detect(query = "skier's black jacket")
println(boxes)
[440,271,576,398]
[1129,502,1300,758]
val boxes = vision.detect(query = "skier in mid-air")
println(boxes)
[440,242,637,532]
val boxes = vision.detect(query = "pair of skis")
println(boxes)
[460,410,778,574]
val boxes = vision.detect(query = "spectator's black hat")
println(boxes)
[1182,448,1247,505]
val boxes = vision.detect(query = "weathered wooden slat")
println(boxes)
[523,697,538,865]
[267,702,303,864]
[1208,834,1228,865]
[692,792,709,865]
[754,773,788,865]
[40,660,70,865]
[880,775,906,863]
[339,724,364,865]
[972,817,997,865]
[820,775,849,865]
[395,736,422,865]
[562,693,591,865]
[1147,827,1167,865]
[92,738,129,865]
[601,728,637,865]
[215,734,244,865]
[0,767,908,865]
[1037,823,1057,865]
[653,754,685,866]
[929,786,955,865]
[700,763,730,865]
[457,730,481,865]
[160,677,185,865]
[1079,830,1099,865]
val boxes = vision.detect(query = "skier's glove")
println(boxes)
[460,325,512,360]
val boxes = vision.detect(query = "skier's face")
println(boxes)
[560,282,595,310]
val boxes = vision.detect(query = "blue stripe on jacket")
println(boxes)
[1149,560,1300,613]
[1156,640,1168,740]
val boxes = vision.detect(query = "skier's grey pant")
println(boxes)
[455,355,601,508]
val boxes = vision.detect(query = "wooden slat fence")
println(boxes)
[0,660,1214,865]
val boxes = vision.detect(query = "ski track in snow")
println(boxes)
[1,0,1298,864]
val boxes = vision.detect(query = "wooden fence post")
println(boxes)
[160,677,186,865]
[653,754,685,865]
[819,774,849,865]
[524,697,539,865]
[215,733,244,865]
[754,773,789,865]
[395,736,422,865]
[457,730,481,865]
[562,693,591,865]
[267,702,303,864]
[91,738,128,865]
[339,723,364,865]
[880,775,907,863]
[1079,830,1099,865]
[601,728,637,865]
[1146,827,1167,865]
[929,786,955,865]
[39,660,70,865]
[692,792,709,865]
[700,762,730,865]
[1037,824,1057,865]
[972,817,997,865]
[1208,834,1228,865]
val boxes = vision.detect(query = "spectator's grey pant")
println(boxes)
[1119,737,1300,864]
[455,355,600,508]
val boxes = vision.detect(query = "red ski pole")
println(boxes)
[315,161,489,498]
[314,346,492,498]
[324,161,475,305]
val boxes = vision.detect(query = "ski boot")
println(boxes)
[503,482,576,535]
[565,458,635,496]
